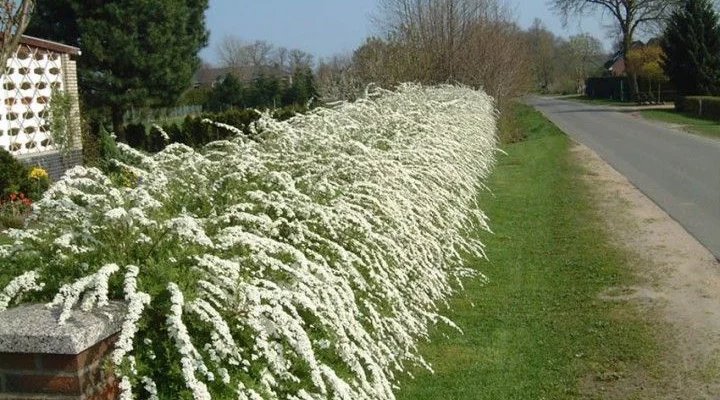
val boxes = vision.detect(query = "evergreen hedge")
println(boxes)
[119,107,308,153]
[676,96,720,119]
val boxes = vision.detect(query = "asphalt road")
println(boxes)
[529,97,720,260]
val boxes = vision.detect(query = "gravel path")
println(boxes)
[575,143,720,399]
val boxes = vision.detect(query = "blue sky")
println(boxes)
[199,0,613,65]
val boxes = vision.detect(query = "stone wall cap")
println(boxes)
[0,302,125,354]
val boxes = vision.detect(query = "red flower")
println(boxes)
[8,194,16,201]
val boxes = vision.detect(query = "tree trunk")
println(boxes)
[622,30,639,100]
[629,72,640,101]
[111,106,126,143]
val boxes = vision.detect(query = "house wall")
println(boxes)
[0,43,82,181]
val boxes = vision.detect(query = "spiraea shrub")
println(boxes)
[0,84,498,399]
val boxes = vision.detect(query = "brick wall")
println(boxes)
[0,303,124,400]
[16,148,83,182]
[0,334,119,400]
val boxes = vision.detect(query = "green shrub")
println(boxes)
[82,120,103,168]
[26,167,50,201]
[273,105,308,121]
[701,97,720,119]
[0,149,30,196]
[120,107,293,153]
[0,85,498,398]
[162,122,183,146]
[145,126,166,153]
[179,87,211,106]
[178,115,204,147]
[98,124,121,164]
[0,150,49,201]
[209,108,260,136]
[677,96,720,120]
[0,192,33,229]
[125,123,147,149]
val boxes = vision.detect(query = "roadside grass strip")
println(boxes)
[0,84,498,399]
[396,103,662,399]
[641,109,720,139]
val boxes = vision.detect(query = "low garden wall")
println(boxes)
[16,149,83,182]
[0,303,124,399]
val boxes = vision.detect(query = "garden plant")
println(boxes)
[0,84,498,399]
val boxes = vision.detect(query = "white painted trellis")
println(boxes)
[0,35,82,180]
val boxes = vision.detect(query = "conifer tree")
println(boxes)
[661,0,720,96]
[207,74,245,112]
[26,0,209,141]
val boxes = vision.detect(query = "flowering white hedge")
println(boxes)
[0,84,498,399]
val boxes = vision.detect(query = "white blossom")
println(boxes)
[1,84,498,399]
[167,283,211,400]
[0,271,45,312]
[141,376,159,400]
[111,265,152,374]
[118,375,133,400]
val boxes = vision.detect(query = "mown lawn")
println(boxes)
[396,104,662,399]
[641,109,720,139]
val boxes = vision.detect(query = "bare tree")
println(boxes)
[365,0,532,109]
[0,0,34,73]
[353,37,403,88]
[273,46,289,71]
[526,18,560,92]
[551,0,680,95]
[565,33,605,93]
[288,48,314,71]
[374,0,486,82]
[455,5,533,109]
[246,40,273,68]
[316,54,362,101]
[216,35,248,70]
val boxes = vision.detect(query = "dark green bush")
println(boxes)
[678,96,720,120]
[179,88,211,106]
[0,149,50,201]
[179,115,204,147]
[120,107,301,153]
[162,123,183,146]
[125,123,147,149]
[209,108,260,135]
[146,125,169,153]
[0,149,30,196]
[273,105,307,121]
[82,119,103,168]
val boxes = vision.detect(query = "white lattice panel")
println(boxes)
[0,44,64,156]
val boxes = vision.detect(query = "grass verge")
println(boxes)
[641,109,720,139]
[396,103,662,399]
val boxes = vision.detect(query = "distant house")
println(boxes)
[603,41,646,77]
[604,52,626,76]
[0,34,82,181]
[192,66,234,88]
